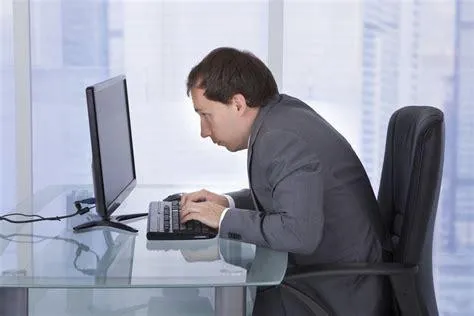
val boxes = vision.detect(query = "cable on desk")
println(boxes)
[0,200,95,224]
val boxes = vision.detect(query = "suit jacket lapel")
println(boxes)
[246,94,282,210]
[247,94,282,171]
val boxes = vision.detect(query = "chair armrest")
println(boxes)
[285,262,418,280]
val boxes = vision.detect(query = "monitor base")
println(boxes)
[73,213,148,233]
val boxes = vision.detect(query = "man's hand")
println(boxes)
[180,189,229,207]
[180,201,226,229]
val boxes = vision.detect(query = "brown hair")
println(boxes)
[186,47,278,107]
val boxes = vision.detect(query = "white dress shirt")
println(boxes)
[219,195,235,228]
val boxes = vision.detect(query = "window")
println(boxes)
[30,0,268,194]
[0,0,15,210]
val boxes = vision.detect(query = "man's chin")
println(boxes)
[218,143,233,152]
[225,144,245,153]
[214,141,244,152]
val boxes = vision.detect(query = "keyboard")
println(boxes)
[146,201,218,240]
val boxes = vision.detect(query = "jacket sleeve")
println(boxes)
[225,189,255,210]
[219,130,324,255]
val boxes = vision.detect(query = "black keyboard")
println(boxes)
[146,201,217,240]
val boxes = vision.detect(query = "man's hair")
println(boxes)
[186,47,278,107]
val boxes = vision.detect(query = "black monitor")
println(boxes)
[73,75,146,233]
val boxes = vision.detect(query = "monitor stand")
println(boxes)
[73,213,148,233]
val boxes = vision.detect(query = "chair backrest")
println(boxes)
[378,106,445,315]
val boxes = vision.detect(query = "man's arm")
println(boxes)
[219,130,324,255]
[225,189,254,210]
[219,190,254,230]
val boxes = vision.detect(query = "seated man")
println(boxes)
[179,47,390,316]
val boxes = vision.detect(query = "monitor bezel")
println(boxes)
[86,74,137,220]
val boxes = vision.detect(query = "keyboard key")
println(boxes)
[148,210,158,232]
[172,210,179,231]
[149,201,160,212]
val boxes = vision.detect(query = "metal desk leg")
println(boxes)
[215,286,246,316]
[0,287,28,316]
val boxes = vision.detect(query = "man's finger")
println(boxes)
[183,201,207,211]
[181,212,197,223]
[181,193,195,208]
[182,201,203,212]
[180,193,188,205]
[180,208,190,220]
[182,191,202,206]
[180,202,200,219]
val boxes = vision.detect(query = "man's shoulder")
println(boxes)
[275,93,312,109]
[259,95,322,136]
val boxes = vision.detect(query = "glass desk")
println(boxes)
[0,185,288,316]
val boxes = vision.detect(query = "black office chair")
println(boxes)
[283,106,445,316]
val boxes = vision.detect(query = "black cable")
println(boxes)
[1,213,47,220]
[0,205,95,224]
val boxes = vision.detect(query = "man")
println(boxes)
[179,47,390,315]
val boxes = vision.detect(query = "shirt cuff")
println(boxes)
[219,208,229,229]
[223,194,235,208]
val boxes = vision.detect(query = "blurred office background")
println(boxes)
[1,0,473,314]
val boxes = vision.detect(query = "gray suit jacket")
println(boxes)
[220,94,390,315]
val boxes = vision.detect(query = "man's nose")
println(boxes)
[201,124,211,138]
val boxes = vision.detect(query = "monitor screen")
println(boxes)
[86,75,136,219]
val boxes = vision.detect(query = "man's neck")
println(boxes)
[242,107,259,149]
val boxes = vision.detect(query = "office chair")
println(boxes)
[283,106,445,316]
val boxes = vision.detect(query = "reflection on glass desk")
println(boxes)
[0,229,136,287]
[0,185,288,316]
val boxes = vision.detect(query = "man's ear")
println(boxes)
[231,94,248,113]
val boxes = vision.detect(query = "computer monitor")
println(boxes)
[73,75,146,233]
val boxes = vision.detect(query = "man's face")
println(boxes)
[190,88,246,152]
